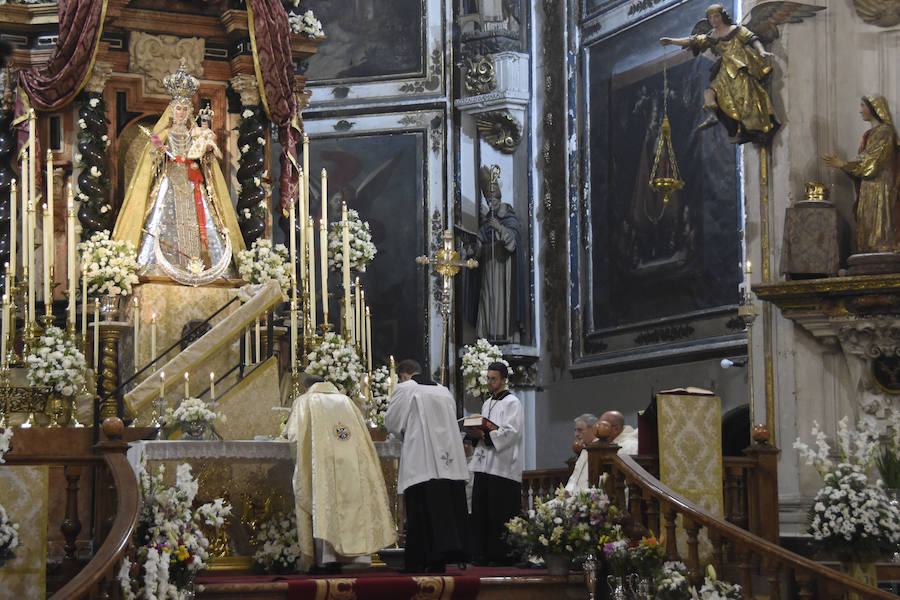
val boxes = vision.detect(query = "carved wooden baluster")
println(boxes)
[733,466,748,530]
[60,465,83,582]
[725,466,741,525]
[765,556,782,600]
[683,515,702,586]
[736,544,753,598]
[795,569,814,600]
[613,468,626,509]
[708,529,724,577]
[646,495,660,537]
[628,479,642,525]
[663,507,680,562]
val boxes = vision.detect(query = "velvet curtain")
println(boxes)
[246,0,300,214]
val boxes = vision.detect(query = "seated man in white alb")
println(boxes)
[566,410,638,492]
[573,412,598,445]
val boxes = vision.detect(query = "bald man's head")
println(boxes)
[599,411,625,438]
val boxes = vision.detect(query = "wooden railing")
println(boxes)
[3,418,139,599]
[522,445,780,544]
[585,441,896,600]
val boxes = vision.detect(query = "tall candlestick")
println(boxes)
[66,184,76,328]
[81,265,88,340]
[289,192,297,302]
[184,372,190,399]
[46,149,54,269]
[27,188,35,322]
[42,203,50,314]
[133,297,140,371]
[209,371,215,402]
[307,217,317,332]
[359,288,366,353]
[320,168,327,224]
[389,355,397,396]
[9,180,15,280]
[3,266,8,302]
[365,305,372,372]
[290,300,297,370]
[303,134,310,220]
[341,203,351,335]
[354,277,361,347]
[1,294,8,370]
[298,169,306,288]
[28,110,35,223]
[93,298,99,370]
[319,219,328,325]
[151,313,157,362]
[20,152,29,318]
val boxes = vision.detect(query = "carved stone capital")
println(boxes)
[230,74,261,107]
[84,61,114,94]
[128,33,205,95]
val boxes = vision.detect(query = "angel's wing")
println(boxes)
[851,0,900,27]
[690,18,713,36]
[742,1,825,46]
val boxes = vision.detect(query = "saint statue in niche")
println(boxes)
[468,165,526,344]
[112,63,244,286]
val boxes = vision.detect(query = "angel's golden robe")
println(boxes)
[286,382,396,569]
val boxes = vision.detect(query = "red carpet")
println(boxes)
[196,566,560,600]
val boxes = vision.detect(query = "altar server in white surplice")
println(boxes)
[286,375,396,572]
[385,359,469,573]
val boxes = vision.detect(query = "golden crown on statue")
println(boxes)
[163,61,199,101]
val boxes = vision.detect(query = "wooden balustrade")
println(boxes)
[2,419,140,599]
[520,467,570,511]
[584,441,896,600]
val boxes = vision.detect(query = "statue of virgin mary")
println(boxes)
[112,64,245,285]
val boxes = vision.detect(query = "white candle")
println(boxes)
[46,149,54,270]
[298,169,306,291]
[9,180,16,281]
[354,276,361,346]
[209,371,215,402]
[150,313,157,362]
[133,297,140,372]
[289,194,297,302]
[341,202,351,335]
[244,327,251,366]
[81,265,88,340]
[365,305,372,372]
[27,191,35,322]
[93,298,99,370]
[159,371,165,400]
[1,294,8,370]
[42,203,50,315]
[303,134,310,223]
[184,372,190,399]
[319,219,328,326]
[290,300,297,370]
[307,217,316,332]
[321,168,327,225]
[66,184,76,328]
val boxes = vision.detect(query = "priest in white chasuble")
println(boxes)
[384,360,469,573]
[285,375,396,571]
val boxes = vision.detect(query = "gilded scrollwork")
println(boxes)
[464,55,497,96]
[476,111,522,154]
[128,33,205,95]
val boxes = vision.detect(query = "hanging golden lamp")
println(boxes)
[649,61,684,204]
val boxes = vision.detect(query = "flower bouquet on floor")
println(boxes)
[118,457,231,600]
[237,238,292,297]
[602,533,666,581]
[693,565,742,600]
[794,416,900,563]
[252,511,302,574]
[505,484,617,567]
[0,504,20,568]
[77,230,140,297]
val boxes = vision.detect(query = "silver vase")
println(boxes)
[582,554,597,599]
[181,420,207,440]
[99,294,122,321]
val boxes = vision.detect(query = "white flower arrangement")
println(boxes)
[0,428,12,463]
[461,338,509,395]
[288,9,325,38]
[118,457,231,600]
[170,397,223,428]
[306,331,364,396]
[0,504,20,568]
[656,561,691,600]
[327,209,377,273]
[77,230,140,297]
[367,365,390,428]
[794,417,900,561]
[25,326,86,397]
[237,239,292,297]
[252,511,302,574]
[693,566,742,600]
